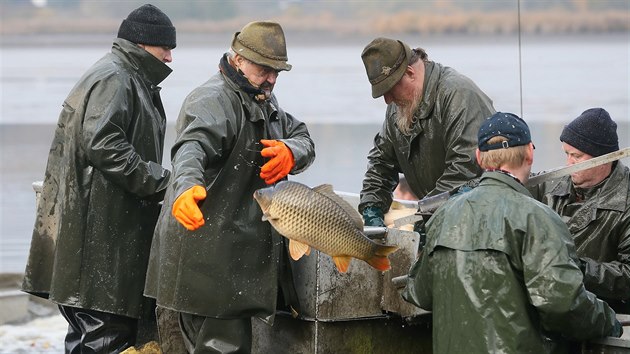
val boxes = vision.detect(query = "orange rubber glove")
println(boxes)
[260,139,295,185]
[172,185,207,231]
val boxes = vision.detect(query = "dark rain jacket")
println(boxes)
[538,162,630,313]
[144,62,315,320]
[21,39,171,318]
[359,61,494,213]
[403,172,617,353]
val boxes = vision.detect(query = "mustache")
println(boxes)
[260,82,274,91]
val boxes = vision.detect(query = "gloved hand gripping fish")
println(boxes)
[254,181,398,273]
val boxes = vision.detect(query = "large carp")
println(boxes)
[253,181,398,273]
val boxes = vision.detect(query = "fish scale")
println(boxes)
[274,184,370,256]
[254,181,392,263]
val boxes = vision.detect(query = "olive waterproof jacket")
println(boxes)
[403,172,617,353]
[22,39,172,318]
[359,61,494,213]
[539,162,630,313]
[144,62,315,320]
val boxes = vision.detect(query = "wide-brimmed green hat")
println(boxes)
[231,21,292,72]
[361,38,411,98]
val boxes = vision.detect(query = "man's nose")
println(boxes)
[267,74,278,86]
[163,49,173,63]
[266,72,278,85]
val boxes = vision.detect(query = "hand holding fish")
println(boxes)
[172,185,206,230]
[259,139,295,185]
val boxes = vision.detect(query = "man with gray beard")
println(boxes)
[358,37,495,234]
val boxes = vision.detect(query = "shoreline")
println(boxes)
[2,31,628,48]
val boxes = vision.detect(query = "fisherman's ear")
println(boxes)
[475,149,482,166]
[525,143,535,166]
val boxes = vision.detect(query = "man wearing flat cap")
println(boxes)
[537,108,630,314]
[144,21,315,353]
[358,38,495,232]
[21,3,176,352]
[403,112,622,354]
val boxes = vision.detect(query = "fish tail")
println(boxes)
[365,245,398,271]
[366,255,391,271]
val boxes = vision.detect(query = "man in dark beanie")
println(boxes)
[21,3,175,352]
[144,21,315,353]
[118,3,176,50]
[537,107,630,315]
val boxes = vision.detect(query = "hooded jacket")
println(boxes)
[403,172,617,353]
[359,61,494,213]
[144,55,315,320]
[539,162,630,313]
[22,38,172,318]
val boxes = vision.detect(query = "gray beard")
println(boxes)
[395,88,422,135]
[396,104,415,135]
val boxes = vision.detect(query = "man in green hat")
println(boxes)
[358,37,495,237]
[144,21,315,353]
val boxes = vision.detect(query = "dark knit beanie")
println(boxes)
[560,108,619,157]
[117,4,176,49]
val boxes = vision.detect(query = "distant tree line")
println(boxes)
[3,0,628,20]
[1,0,627,35]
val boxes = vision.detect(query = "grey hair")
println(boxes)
[227,48,237,60]
[409,48,428,65]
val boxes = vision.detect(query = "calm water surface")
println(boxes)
[1,34,629,272]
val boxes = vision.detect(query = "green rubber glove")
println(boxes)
[362,206,385,227]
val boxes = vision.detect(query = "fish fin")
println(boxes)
[313,184,335,194]
[365,245,399,272]
[365,255,392,272]
[313,185,364,229]
[332,256,352,273]
[289,240,311,261]
[261,211,280,223]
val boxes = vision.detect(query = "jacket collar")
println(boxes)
[111,38,172,86]
[416,61,439,121]
[218,53,266,100]
[218,54,278,124]
[388,61,439,159]
[549,161,629,212]
[480,170,533,198]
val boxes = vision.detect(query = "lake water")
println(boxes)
[1,33,629,273]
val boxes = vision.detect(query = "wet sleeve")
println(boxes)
[402,249,433,311]
[277,112,315,174]
[169,89,237,199]
[523,211,617,340]
[581,214,630,301]
[82,77,170,198]
[359,117,399,213]
[427,86,490,197]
